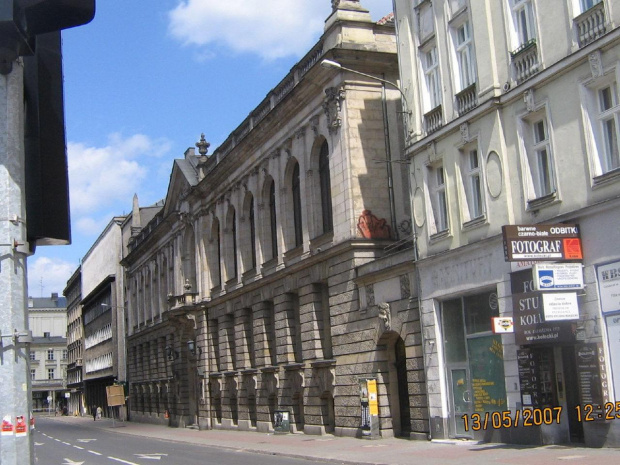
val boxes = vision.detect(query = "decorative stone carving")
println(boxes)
[460,122,469,143]
[524,89,535,112]
[377,302,391,331]
[323,86,346,134]
[400,275,411,299]
[184,279,192,292]
[196,133,210,156]
[366,284,375,307]
[589,50,603,79]
[357,210,391,239]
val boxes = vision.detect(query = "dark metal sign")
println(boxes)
[502,224,583,262]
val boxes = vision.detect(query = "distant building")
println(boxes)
[28,293,68,411]
[64,267,84,416]
[80,216,127,418]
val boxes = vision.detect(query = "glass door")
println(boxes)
[449,367,472,437]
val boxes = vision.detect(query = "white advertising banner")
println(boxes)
[605,315,620,402]
[597,261,620,314]
[533,263,584,291]
[542,292,579,321]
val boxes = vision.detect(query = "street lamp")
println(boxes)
[320,59,411,115]
[187,340,203,358]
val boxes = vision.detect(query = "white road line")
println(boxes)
[108,457,139,465]
[54,438,62,442]
[73,445,84,450]
[62,442,71,445]
[88,450,102,456]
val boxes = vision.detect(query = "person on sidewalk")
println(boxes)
[92,406,97,421]
[96,406,102,420]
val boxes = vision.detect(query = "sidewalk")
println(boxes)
[43,415,620,465]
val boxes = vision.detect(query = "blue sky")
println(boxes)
[26,0,393,297]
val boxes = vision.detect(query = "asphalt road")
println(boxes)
[33,417,326,465]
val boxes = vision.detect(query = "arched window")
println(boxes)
[318,140,333,233]
[269,180,278,259]
[292,162,303,247]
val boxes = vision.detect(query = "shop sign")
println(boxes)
[517,348,540,407]
[597,260,620,314]
[605,315,620,402]
[533,263,584,291]
[511,270,577,345]
[492,317,514,333]
[502,224,582,262]
[575,343,609,406]
[542,292,579,321]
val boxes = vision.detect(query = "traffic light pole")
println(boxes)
[0,61,34,464]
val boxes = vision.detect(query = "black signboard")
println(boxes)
[575,343,606,406]
[517,348,541,407]
[503,224,583,262]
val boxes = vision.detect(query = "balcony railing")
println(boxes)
[424,105,443,134]
[455,83,477,116]
[511,39,539,84]
[575,1,606,48]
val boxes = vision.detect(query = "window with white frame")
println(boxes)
[580,0,602,12]
[461,147,484,220]
[521,112,556,199]
[48,368,55,380]
[430,164,449,233]
[510,0,536,48]
[597,83,620,173]
[47,349,54,361]
[30,351,36,361]
[423,45,441,110]
[31,369,36,381]
[453,19,476,90]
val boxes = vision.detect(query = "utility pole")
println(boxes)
[0,2,95,463]
[0,54,33,465]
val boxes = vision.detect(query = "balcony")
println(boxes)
[455,83,477,116]
[511,39,539,84]
[424,105,443,135]
[575,1,606,48]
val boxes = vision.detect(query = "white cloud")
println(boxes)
[67,133,171,217]
[168,1,394,60]
[75,215,117,236]
[27,256,77,297]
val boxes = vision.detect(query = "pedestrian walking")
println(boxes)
[92,405,97,421]
[96,406,102,420]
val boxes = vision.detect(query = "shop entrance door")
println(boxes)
[442,291,506,439]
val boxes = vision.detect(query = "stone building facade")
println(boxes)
[121,1,428,438]
[64,267,84,416]
[393,0,620,447]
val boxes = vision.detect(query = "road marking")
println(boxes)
[88,450,102,456]
[108,457,139,465]
[62,459,85,465]
[62,442,72,446]
[73,445,84,450]
[77,439,97,443]
[34,442,45,446]
[55,438,62,442]
[134,453,168,460]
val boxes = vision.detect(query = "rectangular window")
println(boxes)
[581,0,602,12]
[597,84,620,172]
[62,350,68,360]
[44,332,50,338]
[30,351,36,361]
[431,165,449,233]
[47,349,55,361]
[31,369,36,381]
[511,0,536,47]
[455,20,476,89]
[464,149,484,220]
[48,369,55,380]
[531,118,555,196]
[424,46,441,109]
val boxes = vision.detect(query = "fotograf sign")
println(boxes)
[502,224,583,262]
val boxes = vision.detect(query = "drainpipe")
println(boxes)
[381,81,399,240]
